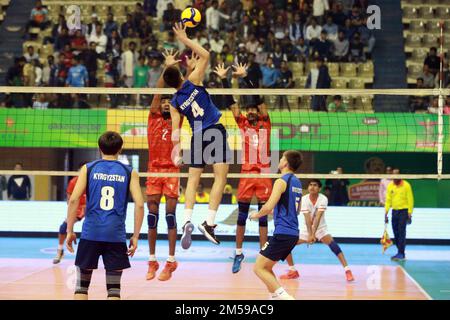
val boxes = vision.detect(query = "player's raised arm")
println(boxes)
[66,165,87,253]
[172,22,210,85]
[128,170,144,257]
[251,178,287,219]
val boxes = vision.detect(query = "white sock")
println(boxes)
[235,248,243,255]
[57,244,63,250]
[206,209,217,226]
[289,266,296,271]
[149,254,157,262]
[184,209,193,225]
[344,266,351,272]
[270,292,278,298]
[167,255,176,262]
[275,287,287,296]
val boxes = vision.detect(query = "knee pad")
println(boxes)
[59,221,68,235]
[165,213,177,230]
[329,241,342,256]
[105,270,122,299]
[147,213,159,230]
[237,202,250,226]
[259,216,268,227]
[75,268,93,295]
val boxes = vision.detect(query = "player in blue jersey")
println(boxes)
[66,131,144,300]
[163,22,231,248]
[250,150,303,300]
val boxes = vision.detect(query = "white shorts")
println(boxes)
[299,226,329,242]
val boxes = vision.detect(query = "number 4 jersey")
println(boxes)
[81,160,132,243]
[171,80,222,133]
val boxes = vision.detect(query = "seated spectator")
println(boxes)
[24,46,39,63]
[222,184,237,204]
[163,31,180,51]
[61,44,74,69]
[137,19,153,39]
[104,14,119,38]
[312,0,330,25]
[312,30,333,61]
[71,29,88,55]
[333,30,349,61]
[7,163,31,201]
[295,37,310,62]
[121,14,135,38]
[245,34,259,54]
[132,2,146,29]
[424,47,441,76]
[273,15,288,40]
[331,1,347,27]
[305,17,322,47]
[328,95,348,112]
[236,15,254,41]
[255,15,270,40]
[270,44,288,69]
[349,32,365,63]
[88,24,108,56]
[47,14,66,44]
[349,4,364,31]
[420,64,436,88]
[24,0,50,38]
[51,54,68,87]
[210,30,225,54]
[54,27,71,52]
[282,37,298,62]
[195,183,210,203]
[235,43,249,65]
[342,18,356,41]
[358,25,376,59]
[32,93,50,109]
[427,96,440,114]
[289,12,304,43]
[220,44,235,66]
[162,3,181,31]
[323,15,338,41]
[193,30,208,47]
[66,55,88,87]
[306,57,331,111]
[260,57,280,88]
[6,57,25,86]
[87,14,100,36]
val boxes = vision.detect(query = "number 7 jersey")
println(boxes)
[81,160,132,243]
[171,80,222,133]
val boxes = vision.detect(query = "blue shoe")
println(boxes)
[232,253,245,273]
[391,253,406,261]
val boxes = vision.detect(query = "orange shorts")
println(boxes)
[237,177,273,202]
[76,206,85,220]
[146,176,179,199]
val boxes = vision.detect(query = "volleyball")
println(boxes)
[181,7,201,28]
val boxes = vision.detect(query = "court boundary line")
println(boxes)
[399,265,433,300]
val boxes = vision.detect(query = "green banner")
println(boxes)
[271,112,450,152]
[0,109,107,148]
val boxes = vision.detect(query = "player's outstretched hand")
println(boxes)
[173,22,188,41]
[162,49,181,67]
[186,52,199,70]
[232,62,248,78]
[214,63,230,79]
[128,236,138,257]
[307,235,315,245]
[66,232,77,253]
[248,211,259,221]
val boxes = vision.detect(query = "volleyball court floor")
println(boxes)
[0,237,449,300]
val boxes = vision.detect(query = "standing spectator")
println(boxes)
[306,57,331,111]
[193,30,208,47]
[289,13,304,43]
[132,2,146,29]
[54,27,71,52]
[328,95,348,112]
[137,19,153,40]
[276,61,294,109]
[83,42,99,87]
[33,59,43,86]
[42,55,55,85]
[333,30,349,61]
[195,183,210,203]
[5,57,26,107]
[105,56,120,108]
[71,29,88,55]
[349,5,364,32]
[24,46,39,63]
[385,168,414,261]
[305,17,322,47]
[104,14,119,39]
[7,163,31,201]
[424,47,441,76]
[157,0,172,19]
[294,37,310,62]
[379,166,393,206]
[436,62,449,88]
[88,24,108,57]
[49,14,67,44]
[87,14,100,36]
[24,0,50,38]
[240,53,262,108]
[312,31,333,61]
[162,3,181,31]
[312,0,330,25]
[134,56,149,88]
[205,0,230,32]
[120,42,138,105]
[330,1,347,27]
[359,25,376,59]
[61,44,74,69]
[255,15,270,40]
[52,53,68,87]
[270,44,287,69]
[349,32,365,63]
[325,167,349,206]
[147,58,163,88]
[144,0,157,17]
[121,14,135,38]
[66,55,89,87]
[419,64,436,89]
[0,175,6,200]
[260,57,280,88]
[107,30,122,55]
[323,16,338,41]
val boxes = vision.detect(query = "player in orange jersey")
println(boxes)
[53,163,87,264]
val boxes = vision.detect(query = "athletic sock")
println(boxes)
[184,209,193,225]
[167,255,176,263]
[275,287,287,296]
[271,292,278,299]
[149,255,157,262]
[289,266,296,271]
[235,248,243,255]
[57,244,63,250]
[344,266,351,272]
[206,209,217,226]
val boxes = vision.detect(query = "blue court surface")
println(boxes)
[0,237,449,300]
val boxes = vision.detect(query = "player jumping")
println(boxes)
[280,179,354,282]
[163,22,230,248]
[250,151,303,300]
[66,131,144,300]
[53,162,87,264]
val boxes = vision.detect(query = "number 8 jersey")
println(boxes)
[171,80,222,133]
[81,160,132,243]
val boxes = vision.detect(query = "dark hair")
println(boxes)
[15,162,23,167]
[333,95,342,101]
[309,179,322,188]
[163,66,182,88]
[430,47,437,52]
[78,161,88,169]
[161,94,172,101]
[98,131,123,155]
[284,150,303,171]
[417,77,424,82]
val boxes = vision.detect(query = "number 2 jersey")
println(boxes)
[171,80,222,133]
[81,160,132,243]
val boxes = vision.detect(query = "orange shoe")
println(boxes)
[146,261,159,280]
[280,270,300,279]
[345,270,355,282]
[158,261,178,281]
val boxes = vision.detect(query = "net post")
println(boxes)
[437,21,445,180]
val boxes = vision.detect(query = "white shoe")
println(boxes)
[277,292,295,300]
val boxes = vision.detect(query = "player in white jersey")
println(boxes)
[280,179,355,282]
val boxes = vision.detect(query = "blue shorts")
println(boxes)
[75,239,131,271]
[190,123,231,168]
[259,234,298,262]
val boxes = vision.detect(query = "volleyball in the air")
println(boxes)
[181,7,201,28]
